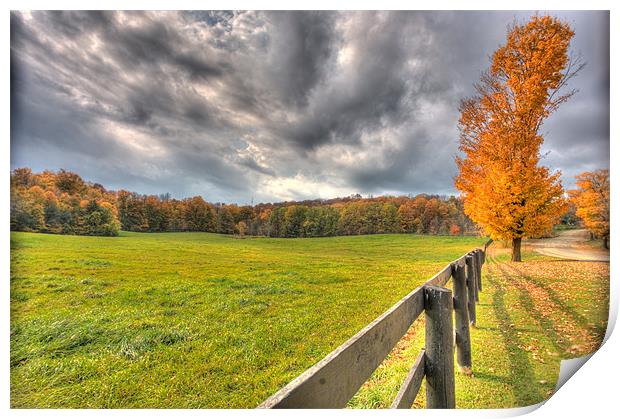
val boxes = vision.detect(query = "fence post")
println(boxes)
[424,285,456,409]
[465,255,476,327]
[473,253,480,303]
[476,250,483,292]
[451,263,472,375]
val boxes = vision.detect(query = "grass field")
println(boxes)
[10,231,487,408]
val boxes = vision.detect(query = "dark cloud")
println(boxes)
[10,11,609,203]
[265,11,337,108]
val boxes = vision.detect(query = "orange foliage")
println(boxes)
[455,15,581,261]
[569,169,610,248]
[449,224,461,236]
[99,200,119,217]
[11,168,120,236]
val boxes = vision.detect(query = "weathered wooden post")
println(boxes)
[476,249,483,292]
[451,263,472,375]
[473,253,480,303]
[465,254,476,327]
[424,285,456,409]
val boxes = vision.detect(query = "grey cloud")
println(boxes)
[10,10,609,203]
[235,156,277,177]
[265,11,338,108]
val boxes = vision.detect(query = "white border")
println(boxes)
[2,1,617,418]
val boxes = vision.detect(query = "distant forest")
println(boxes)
[10,168,479,237]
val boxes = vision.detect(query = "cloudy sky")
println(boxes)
[10,11,609,204]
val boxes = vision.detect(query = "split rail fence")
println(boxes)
[259,239,493,409]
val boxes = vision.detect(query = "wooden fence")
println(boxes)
[259,239,493,409]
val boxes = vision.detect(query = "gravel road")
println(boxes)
[526,229,610,262]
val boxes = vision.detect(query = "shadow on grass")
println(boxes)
[495,264,569,355]
[473,371,513,385]
[506,263,607,340]
[475,325,531,333]
[488,261,545,405]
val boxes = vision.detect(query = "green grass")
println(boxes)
[10,231,486,408]
[349,247,609,408]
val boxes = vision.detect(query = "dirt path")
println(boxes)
[526,229,609,262]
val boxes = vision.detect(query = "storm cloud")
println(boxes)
[10,11,610,203]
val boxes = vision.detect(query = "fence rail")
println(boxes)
[259,239,493,409]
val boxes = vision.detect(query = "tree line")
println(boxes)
[10,168,479,237]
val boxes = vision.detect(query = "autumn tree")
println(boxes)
[11,167,35,189]
[76,199,120,236]
[256,208,272,236]
[455,15,581,261]
[144,195,171,232]
[10,187,45,231]
[283,205,308,237]
[184,197,216,232]
[338,202,366,235]
[236,220,247,237]
[55,169,86,195]
[237,205,255,233]
[303,206,339,237]
[216,206,236,234]
[450,224,462,236]
[569,169,610,248]
[116,191,149,231]
[268,207,285,237]
[397,199,420,233]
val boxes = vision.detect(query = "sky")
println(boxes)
[10,11,610,204]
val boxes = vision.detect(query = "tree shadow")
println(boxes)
[473,371,512,385]
[495,263,569,354]
[506,263,608,340]
[475,325,531,333]
[489,268,545,405]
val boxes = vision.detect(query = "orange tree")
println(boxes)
[570,169,610,248]
[455,15,583,261]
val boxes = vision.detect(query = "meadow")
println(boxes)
[10,231,486,408]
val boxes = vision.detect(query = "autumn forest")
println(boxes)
[10,167,481,238]
[10,166,609,249]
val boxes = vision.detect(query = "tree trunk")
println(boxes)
[604,235,609,249]
[511,237,522,262]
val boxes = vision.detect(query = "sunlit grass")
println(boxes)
[350,247,609,408]
[10,231,486,408]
